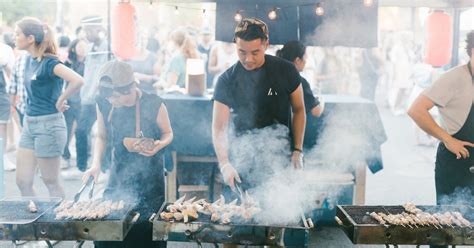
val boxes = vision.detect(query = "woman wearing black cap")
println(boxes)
[83,60,172,248]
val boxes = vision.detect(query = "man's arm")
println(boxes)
[212,100,241,189]
[290,84,306,151]
[212,100,231,166]
[408,94,473,159]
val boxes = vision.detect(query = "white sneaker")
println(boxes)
[61,167,83,180]
[3,157,16,171]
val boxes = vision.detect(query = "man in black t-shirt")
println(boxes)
[212,18,306,192]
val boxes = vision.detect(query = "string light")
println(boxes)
[234,10,243,22]
[363,0,374,7]
[174,6,179,15]
[268,7,278,20]
[315,3,324,16]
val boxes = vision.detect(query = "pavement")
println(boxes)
[0,103,472,248]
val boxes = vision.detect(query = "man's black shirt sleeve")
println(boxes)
[212,67,233,108]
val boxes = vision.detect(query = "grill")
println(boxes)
[336,205,474,246]
[0,198,139,243]
[151,202,310,247]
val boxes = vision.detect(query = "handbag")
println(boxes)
[109,96,156,153]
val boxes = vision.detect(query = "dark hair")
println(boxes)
[68,38,86,62]
[58,35,70,48]
[466,30,474,57]
[16,17,57,58]
[276,40,306,62]
[234,24,268,42]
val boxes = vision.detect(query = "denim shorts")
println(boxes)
[19,112,67,158]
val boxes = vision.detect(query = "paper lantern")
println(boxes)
[424,11,452,67]
[111,1,137,60]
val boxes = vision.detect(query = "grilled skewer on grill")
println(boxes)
[160,193,262,225]
[369,203,473,229]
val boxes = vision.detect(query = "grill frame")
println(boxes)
[151,202,310,247]
[0,199,139,241]
[336,205,474,246]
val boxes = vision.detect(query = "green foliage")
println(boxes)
[0,0,56,26]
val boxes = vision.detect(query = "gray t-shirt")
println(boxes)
[422,64,474,135]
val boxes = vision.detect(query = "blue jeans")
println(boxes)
[74,104,96,171]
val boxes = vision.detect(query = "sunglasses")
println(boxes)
[99,83,134,98]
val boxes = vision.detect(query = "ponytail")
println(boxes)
[276,40,306,63]
[16,17,57,59]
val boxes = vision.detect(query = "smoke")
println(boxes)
[227,124,355,226]
[438,187,474,207]
[302,1,377,48]
[305,103,381,170]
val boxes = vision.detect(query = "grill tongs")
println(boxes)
[234,182,245,202]
[73,177,95,203]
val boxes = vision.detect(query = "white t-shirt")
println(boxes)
[0,43,15,69]
[422,64,474,135]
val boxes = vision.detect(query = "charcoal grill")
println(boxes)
[0,198,139,247]
[336,205,474,246]
[151,202,310,247]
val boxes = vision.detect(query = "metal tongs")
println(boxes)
[73,177,95,203]
[234,182,245,203]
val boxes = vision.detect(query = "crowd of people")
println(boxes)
[2,15,456,173]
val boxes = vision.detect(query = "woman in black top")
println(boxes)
[14,17,84,198]
[83,61,172,248]
[276,40,324,117]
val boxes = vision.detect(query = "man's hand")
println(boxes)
[82,166,101,184]
[291,151,304,169]
[444,137,474,159]
[220,162,241,191]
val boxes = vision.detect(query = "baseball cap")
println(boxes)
[234,17,269,41]
[98,60,137,98]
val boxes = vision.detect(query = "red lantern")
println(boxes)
[111,1,137,60]
[424,11,452,67]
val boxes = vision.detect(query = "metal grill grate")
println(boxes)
[0,198,61,224]
[341,205,474,225]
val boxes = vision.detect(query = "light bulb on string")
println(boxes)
[174,6,179,15]
[268,7,278,20]
[234,11,243,22]
[315,3,324,16]
[363,0,374,7]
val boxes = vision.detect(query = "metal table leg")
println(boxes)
[74,240,85,248]
[44,240,53,248]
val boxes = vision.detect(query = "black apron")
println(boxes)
[94,93,166,248]
[434,63,474,205]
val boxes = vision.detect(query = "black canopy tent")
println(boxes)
[105,0,473,64]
